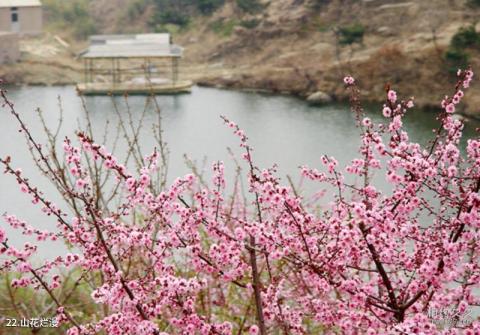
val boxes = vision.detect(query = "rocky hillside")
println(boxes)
[4,0,480,116]
[170,0,480,115]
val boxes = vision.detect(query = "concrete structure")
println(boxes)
[0,0,42,35]
[77,34,192,95]
[0,32,20,64]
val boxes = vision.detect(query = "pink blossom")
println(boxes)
[382,106,392,117]
[387,89,397,103]
[446,103,455,114]
[0,68,477,334]
[362,117,372,127]
[17,261,31,273]
[75,178,87,189]
[343,75,355,85]
[140,174,150,186]
[249,325,259,334]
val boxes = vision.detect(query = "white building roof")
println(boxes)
[90,34,171,46]
[81,34,183,59]
[0,0,42,7]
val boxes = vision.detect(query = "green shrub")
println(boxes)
[43,0,97,39]
[158,9,190,26]
[74,17,97,38]
[316,22,330,33]
[150,0,191,27]
[467,0,480,7]
[153,23,181,34]
[125,0,150,20]
[154,0,225,15]
[236,0,264,13]
[450,25,480,49]
[239,19,260,29]
[197,0,225,14]
[445,26,478,76]
[311,0,332,10]
[445,48,470,75]
[210,19,238,37]
[338,24,365,45]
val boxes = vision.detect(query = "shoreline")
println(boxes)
[4,79,479,122]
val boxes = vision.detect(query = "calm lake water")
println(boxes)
[0,85,479,259]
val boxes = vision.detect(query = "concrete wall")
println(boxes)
[0,6,42,35]
[0,32,20,64]
[0,8,9,31]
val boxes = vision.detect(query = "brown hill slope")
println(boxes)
[173,0,480,115]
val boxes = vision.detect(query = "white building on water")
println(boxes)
[77,33,193,95]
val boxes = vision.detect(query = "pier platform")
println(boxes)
[76,80,193,95]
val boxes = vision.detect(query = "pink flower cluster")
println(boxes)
[1,69,480,334]
[344,75,355,85]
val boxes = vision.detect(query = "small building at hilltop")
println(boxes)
[0,0,42,35]
[0,31,20,64]
[77,33,192,95]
